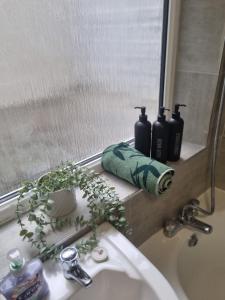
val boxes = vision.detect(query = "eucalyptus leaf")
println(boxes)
[20,229,28,236]
[26,232,34,238]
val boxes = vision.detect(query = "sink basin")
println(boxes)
[71,270,151,300]
[44,223,178,300]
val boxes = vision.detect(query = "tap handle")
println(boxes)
[60,246,79,266]
[180,205,195,221]
[190,199,200,207]
[164,219,183,237]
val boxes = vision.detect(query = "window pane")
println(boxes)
[0,0,163,195]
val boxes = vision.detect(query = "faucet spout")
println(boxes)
[60,247,92,287]
[164,200,213,238]
[181,216,213,234]
[64,263,92,287]
[179,203,213,234]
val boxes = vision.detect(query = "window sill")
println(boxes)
[0,141,206,278]
[167,142,205,166]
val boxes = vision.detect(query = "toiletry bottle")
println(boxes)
[168,104,186,161]
[0,248,49,300]
[134,106,151,156]
[151,106,170,163]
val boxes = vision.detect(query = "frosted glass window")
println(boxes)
[0,0,164,195]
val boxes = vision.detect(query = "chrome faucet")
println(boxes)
[164,199,213,237]
[60,246,92,287]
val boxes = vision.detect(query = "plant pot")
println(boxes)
[37,173,77,218]
[48,188,76,218]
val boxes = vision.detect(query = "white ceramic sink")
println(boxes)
[44,223,178,300]
[71,270,150,300]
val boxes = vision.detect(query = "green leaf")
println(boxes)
[47,199,54,205]
[28,214,36,221]
[31,194,38,201]
[128,154,144,158]
[148,165,160,178]
[143,169,148,188]
[39,231,46,238]
[118,206,125,213]
[119,217,126,224]
[46,204,52,210]
[40,247,48,254]
[132,164,160,181]
[20,229,28,236]
[113,148,125,160]
[143,166,160,186]
[109,215,116,222]
[35,226,42,234]
[132,165,148,176]
[26,232,34,238]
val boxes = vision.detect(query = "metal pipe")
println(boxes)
[208,76,225,214]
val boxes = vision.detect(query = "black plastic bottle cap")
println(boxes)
[172,104,186,119]
[135,106,147,122]
[158,106,170,122]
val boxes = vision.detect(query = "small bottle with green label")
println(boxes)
[0,248,49,300]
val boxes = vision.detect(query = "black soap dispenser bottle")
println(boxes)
[168,104,186,161]
[134,106,151,156]
[151,106,170,163]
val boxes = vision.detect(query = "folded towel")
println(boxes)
[101,142,175,196]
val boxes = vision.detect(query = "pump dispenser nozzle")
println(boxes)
[173,104,186,119]
[135,106,147,122]
[7,248,25,272]
[158,106,170,122]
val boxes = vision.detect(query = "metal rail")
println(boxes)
[208,76,225,214]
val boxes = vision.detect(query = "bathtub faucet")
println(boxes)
[164,199,213,237]
[180,200,213,234]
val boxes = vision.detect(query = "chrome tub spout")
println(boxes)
[180,203,213,234]
[164,200,213,237]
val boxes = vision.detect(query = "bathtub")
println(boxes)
[139,188,225,300]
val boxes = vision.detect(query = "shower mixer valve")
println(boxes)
[164,199,213,238]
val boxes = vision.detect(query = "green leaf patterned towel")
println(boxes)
[101,142,175,196]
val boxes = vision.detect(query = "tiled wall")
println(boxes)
[173,0,225,145]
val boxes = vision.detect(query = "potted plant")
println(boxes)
[16,162,129,259]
